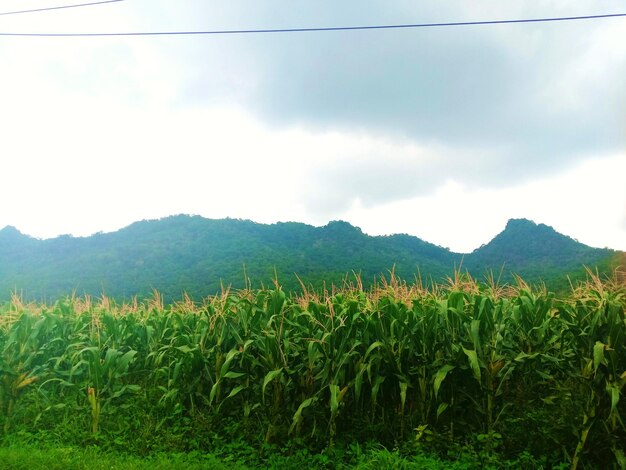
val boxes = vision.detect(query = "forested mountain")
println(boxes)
[465,218,621,290]
[0,215,621,301]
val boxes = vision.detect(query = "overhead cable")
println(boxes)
[0,12,624,37]
[0,0,124,17]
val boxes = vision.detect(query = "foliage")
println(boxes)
[0,272,624,468]
[0,442,542,469]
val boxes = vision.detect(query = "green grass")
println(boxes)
[0,444,501,470]
[0,446,231,470]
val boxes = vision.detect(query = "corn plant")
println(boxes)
[1,273,624,467]
[0,311,50,433]
[560,276,626,469]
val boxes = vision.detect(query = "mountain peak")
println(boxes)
[0,225,36,252]
[0,225,29,240]
[501,218,568,242]
[0,225,22,234]
[323,220,363,234]
[505,218,538,229]
[469,217,610,271]
[503,218,559,234]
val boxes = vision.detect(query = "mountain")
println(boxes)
[465,219,618,289]
[0,216,621,301]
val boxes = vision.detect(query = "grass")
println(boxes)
[0,445,231,470]
[0,443,500,470]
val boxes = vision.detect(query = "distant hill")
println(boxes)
[465,218,619,290]
[0,215,621,301]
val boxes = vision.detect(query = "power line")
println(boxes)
[0,12,624,37]
[0,0,124,17]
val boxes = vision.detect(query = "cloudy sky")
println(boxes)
[0,1,624,252]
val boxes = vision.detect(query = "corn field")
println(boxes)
[1,273,625,468]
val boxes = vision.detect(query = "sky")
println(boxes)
[0,0,624,253]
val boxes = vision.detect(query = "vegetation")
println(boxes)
[1,271,624,468]
[0,443,503,469]
[0,215,619,302]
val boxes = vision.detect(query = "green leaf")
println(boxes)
[225,385,245,400]
[593,341,605,374]
[436,402,449,419]
[209,382,219,405]
[434,365,455,399]
[613,448,626,469]
[399,382,408,412]
[117,350,137,373]
[307,341,319,368]
[463,347,481,383]
[289,397,316,435]
[470,319,481,351]
[371,376,385,408]
[110,384,141,399]
[172,362,182,382]
[176,345,195,354]
[514,352,539,362]
[262,368,283,404]
[223,371,246,380]
[354,367,364,402]
[607,383,620,417]
[364,341,383,359]
[329,384,340,415]
[220,348,241,378]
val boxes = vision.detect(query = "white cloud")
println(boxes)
[344,153,626,252]
[0,1,624,255]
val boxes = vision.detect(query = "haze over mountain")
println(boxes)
[0,215,621,302]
